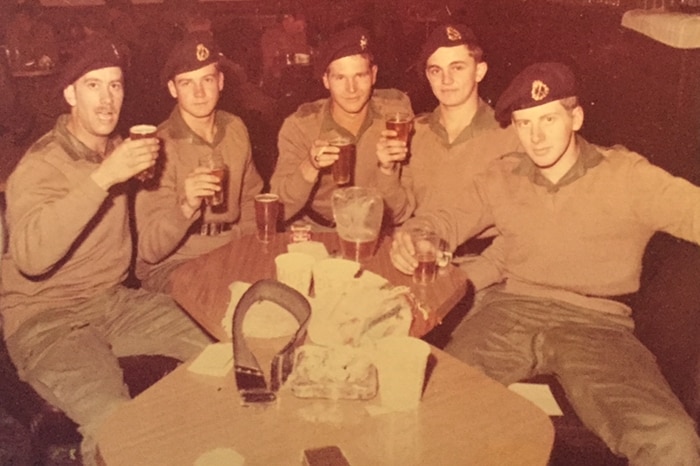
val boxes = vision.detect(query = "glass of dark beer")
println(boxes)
[129,124,159,181]
[409,228,440,285]
[328,136,356,186]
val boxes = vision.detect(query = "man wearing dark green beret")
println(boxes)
[0,34,211,465]
[135,31,264,292]
[269,26,414,229]
[391,62,700,464]
[378,24,522,290]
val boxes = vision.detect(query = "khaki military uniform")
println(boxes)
[1,115,211,463]
[270,89,413,227]
[406,136,700,464]
[135,107,263,292]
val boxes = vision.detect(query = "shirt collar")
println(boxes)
[319,93,380,142]
[512,135,604,191]
[55,114,120,163]
[427,98,496,146]
[167,106,225,146]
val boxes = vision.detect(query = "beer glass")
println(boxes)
[129,124,159,181]
[331,187,384,263]
[198,152,228,207]
[385,112,413,144]
[409,228,440,284]
[328,136,356,185]
[254,193,280,243]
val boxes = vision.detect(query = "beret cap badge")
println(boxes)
[531,80,550,101]
[196,43,210,62]
[360,35,368,51]
[446,26,462,42]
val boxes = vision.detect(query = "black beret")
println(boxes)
[419,24,480,68]
[57,35,126,90]
[161,31,221,85]
[314,26,372,79]
[494,62,577,126]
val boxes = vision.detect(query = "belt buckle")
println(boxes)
[200,222,223,236]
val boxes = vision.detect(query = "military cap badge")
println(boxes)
[531,80,550,101]
[446,26,462,42]
[196,43,210,62]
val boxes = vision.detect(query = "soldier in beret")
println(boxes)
[391,62,700,464]
[269,26,414,229]
[0,35,212,465]
[378,24,521,290]
[135,31,264,293]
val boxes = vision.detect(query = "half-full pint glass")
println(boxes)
[409,228,440,284]
[255,193,280,243]
[331,187,383,263]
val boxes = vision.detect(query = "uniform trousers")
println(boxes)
[5,285,212,465]
[445,290,700,466]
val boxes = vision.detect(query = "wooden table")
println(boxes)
[170,232,470,342]
[96,345,554,465]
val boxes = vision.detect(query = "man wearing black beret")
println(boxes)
[269,26,414,228]
[0,34,211,465]
[391,62,700,464]
[378,24,521,290]
[135,31,264,293]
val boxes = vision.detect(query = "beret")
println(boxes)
[161,31,221,84]
[314,26,372,79]
[57,35,126,90]
[494,62,577,125]
[419,23,480,68]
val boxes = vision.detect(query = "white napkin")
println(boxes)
[187,342,233,377]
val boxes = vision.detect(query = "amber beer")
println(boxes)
[338,234,378,263]
[414,253,438,285]
[385,112,413,143]
[329,137,356,185]
[254,193,280,243]
[410,228,440,284]
[209,166,229,207]
[129,124,158,181]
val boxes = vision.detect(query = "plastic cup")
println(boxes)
[373,336,431,411]
[275,252,315,296]
[311,258,360,298]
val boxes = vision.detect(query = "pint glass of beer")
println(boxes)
[385,112,413,144]
[328,136,356,185]
[198,153,229,207]
[409,228,440,285]
[254,193,280,243]
[129,124,159,181]
[331,187,384,263]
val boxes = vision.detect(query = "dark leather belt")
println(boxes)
[232,280,310,405]
[199,222,234,236]
[305,208,336,229]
